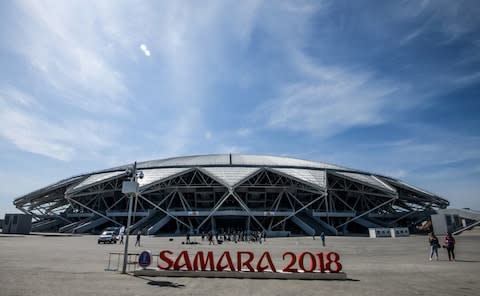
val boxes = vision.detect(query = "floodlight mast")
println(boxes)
[121,161,138,274]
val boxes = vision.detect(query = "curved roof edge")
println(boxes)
[12,154,449,206]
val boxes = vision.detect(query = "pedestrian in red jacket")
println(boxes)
[444,232,456,261]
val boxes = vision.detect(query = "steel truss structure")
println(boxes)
[13,154,449,235]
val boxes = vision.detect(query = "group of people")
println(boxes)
[428,232,456,261]
[199,230,267,245]
[117,227,142,247]
[117,226,457,262]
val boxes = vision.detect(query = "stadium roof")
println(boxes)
[14,154,449,207]
[104,154,350,171]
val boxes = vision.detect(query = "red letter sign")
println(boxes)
[216,251,236,271]
[193,251,215,271]
[173,250,193,271]
[256,251,276,272]
[158,250,173,270]
[237,251,255,272]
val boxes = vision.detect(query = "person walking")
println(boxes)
[320,231,326,247]
[444,232,456,261]
[428,232,440,261]
[119,226,125,244]
[135,231,141,247]
[208,231,214,245]
[186,232,191,244]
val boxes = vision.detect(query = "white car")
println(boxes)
[97,231,117,244]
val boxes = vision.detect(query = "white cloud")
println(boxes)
[340,130,480,185]
[384,169,408,179]
[13,1,130,113]
[0,88,114,161]
[204,131,212,140]
[0,87,41,109]
[454,71,480,86]
[0,1,152,161]
[216,145,249,154]
[4,1,247,161]
[396,1,480,44]
[399,26,426,45]
[237,128,252,137]
[246,3,408,138]
[260,54,399,137]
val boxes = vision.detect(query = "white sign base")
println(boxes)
[133,269,347,280]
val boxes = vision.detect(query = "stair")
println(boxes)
[147,215,172,235]
[291,216,315,236]
[128,210,158,233]
[59,219,90,233]
[31,219,64,232]
[72,217,108,233]
[354,217,382,229]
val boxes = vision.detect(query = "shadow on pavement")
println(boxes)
[135,275,185,288]
[146,281,185,288]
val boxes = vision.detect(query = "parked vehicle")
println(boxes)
[98,231,117,244]
[104,226,121,239]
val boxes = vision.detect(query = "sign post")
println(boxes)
[121,162,139,274]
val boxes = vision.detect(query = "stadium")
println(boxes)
[13,154,449,236]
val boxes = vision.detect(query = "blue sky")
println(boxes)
[0,0,479,217]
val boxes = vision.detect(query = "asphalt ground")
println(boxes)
[0,232,479,296]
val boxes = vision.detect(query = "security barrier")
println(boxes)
[105,252,139,272]
[369,227,409,238]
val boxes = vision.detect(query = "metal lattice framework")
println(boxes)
[13,154,449,235]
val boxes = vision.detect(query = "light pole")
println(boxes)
[121,162,142,274]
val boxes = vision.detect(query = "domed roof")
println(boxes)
[14,154,448,208]
[73,154,395,195]
[134,154,350,170]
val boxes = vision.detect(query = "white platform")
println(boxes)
[133,269,347,280]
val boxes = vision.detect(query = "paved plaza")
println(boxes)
[1,232,479,296]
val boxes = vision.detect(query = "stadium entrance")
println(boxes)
[215,217,247,233]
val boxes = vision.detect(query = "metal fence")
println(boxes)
[105,252,140,272]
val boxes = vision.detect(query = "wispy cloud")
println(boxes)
[454,71,480,86]
[387,1,479,45]
[336,129,480,180]
[0,1,146,161]
[2,1,266,161]
[216,144,250,154]
[204,131,212,140]
[257,50,401,137]
[0,88,113,160]
[13,1,130,113]
[236,128,253,137]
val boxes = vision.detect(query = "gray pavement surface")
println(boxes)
[1,232,479,296]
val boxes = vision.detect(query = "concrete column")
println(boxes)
[211,217,216,233]
[175,220,179,234]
